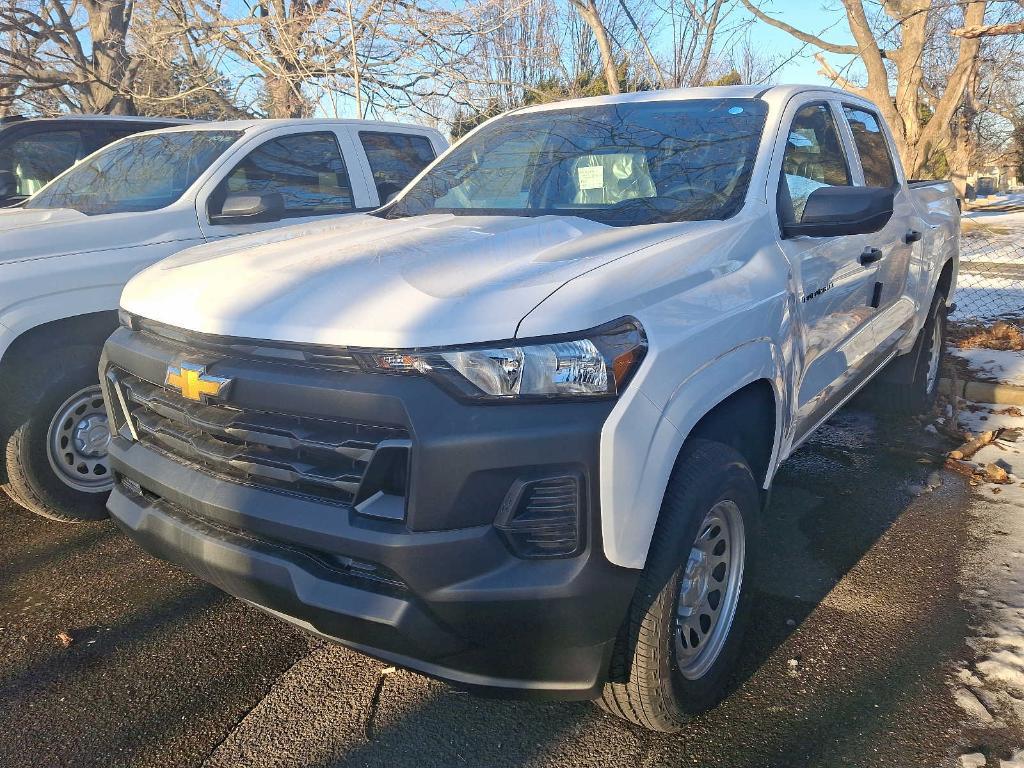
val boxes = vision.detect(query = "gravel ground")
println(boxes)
[1,407,1021,767]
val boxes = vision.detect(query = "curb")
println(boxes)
[939,377,1024,405]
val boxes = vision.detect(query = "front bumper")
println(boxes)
[103,326,640,699]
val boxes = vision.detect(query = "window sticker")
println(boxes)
[788,129,816,148]
[577,165,604,190]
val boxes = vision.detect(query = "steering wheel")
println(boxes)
[659,182,730,207]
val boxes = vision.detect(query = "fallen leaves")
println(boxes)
[994,406,1024,417]
[55,631,73,648]
[952,320,1024,351]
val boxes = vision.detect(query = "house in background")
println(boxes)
[967,151,1020,197]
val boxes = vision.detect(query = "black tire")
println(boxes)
[864,291,947,416]
[598,439,760,732]
[1,343,112,522]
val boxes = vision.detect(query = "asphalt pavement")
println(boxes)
[0,408,1015,768]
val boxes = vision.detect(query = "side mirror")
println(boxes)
[783,186,894,238]
[210,192,285,225]
[0,170,17,199]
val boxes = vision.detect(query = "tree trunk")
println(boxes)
[948,66,980,199]
[569,0,620,95]
[84,0,136,114]
[266,74,307,118]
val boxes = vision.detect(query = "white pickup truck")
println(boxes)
[101,85,958,731]
[0,119,447,522]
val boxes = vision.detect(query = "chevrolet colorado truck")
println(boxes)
[0,119,446,522]
[0,114,188,206]
[101,85,959,731]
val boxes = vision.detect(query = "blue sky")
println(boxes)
[736,0,862,85]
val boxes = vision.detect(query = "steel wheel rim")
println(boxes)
[674,499,746,680]
[925,319,943,394]
[46,385,113,493]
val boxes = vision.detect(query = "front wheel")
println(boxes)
[598,439,760,732]
[2,347,112,522]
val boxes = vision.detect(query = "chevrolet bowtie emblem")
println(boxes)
[165,362,231,403]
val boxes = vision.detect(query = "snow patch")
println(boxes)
[950,348,1024,386]
[952,398,1024,758]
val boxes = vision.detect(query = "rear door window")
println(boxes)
[842,106,898,189]
[777,103,852,224]
[211,131,355,219]
[0,129,85,197]
[358,131,436,203]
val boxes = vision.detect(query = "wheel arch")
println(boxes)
[936,257,956,303]
[0,310,119,380]
[687,380,777,490]
[601,339,786,570]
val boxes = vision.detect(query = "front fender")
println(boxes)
[600,338,786,570]
[0,285,123,368]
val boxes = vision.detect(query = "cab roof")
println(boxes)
[512,84,864,116]
[1,114,193,124]
[148,118,442,135]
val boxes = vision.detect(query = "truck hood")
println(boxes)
[0,206,193,264]
[121,213,707,348]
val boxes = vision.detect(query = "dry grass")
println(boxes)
[960,219,1012,235]
[949,320,1024,351]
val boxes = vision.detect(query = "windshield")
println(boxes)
[382,98,769,227]
[26,130,240,215]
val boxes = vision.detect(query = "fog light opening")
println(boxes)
[496,474,583,559]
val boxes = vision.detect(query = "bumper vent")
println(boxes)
[108,368,409,507]
[496,475,582,559]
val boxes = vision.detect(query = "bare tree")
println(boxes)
[174,0,346,118]
[741,0,992,185]
[0,0,143,114]
[568,0,621,93]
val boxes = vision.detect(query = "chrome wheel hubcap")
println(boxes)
[674,500,746,680]
[47,386,113,493]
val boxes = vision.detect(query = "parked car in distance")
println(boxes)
[102,86,958,731]
[0,118,447,523]
[0,114,190,207]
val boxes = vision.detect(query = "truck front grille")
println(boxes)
[109,369,409,506]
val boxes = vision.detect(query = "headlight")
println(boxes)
[360,318,646,402]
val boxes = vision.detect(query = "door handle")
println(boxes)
[860,247,883,265]
[904,229,922,244]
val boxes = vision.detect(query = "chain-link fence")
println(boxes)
[955,213,1024,321]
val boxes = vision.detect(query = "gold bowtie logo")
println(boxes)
[165,362,231,403]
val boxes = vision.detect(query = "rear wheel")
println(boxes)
[598,439,760,732]
[2,346,112,522]
[865,291,947,416]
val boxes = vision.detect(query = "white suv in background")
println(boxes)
[0,119,447,522]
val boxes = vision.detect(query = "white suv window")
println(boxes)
[359,131,436,203]
[211,131,355,219]
[0,129,84,196]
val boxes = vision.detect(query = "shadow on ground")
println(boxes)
[195,409,985,768]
